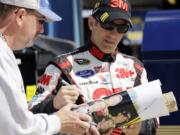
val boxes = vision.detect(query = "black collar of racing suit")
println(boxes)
[88,41,118,62]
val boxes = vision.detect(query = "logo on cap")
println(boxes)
[100,12,109,23]
[109,0,129,12]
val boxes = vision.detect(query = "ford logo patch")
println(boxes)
[76,70,95,78]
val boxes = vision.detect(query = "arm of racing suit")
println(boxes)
[29,64,62,114]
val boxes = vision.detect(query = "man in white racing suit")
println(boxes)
[29,0,158,134]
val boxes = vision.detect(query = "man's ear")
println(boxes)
[88,16,96,31]
[15,8,27,26]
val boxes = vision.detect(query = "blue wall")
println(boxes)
[44,0,82,47]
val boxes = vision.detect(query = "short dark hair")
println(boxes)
[0,3,17,18]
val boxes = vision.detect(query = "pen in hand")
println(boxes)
[62,79,71,86]
[61,79,87,103]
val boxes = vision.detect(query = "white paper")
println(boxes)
[128,80,169,120]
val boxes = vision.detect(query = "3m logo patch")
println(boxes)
[110,0,129,12]
[39,74,52,85]
[115,68,134,78]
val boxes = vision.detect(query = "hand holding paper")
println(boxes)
[73,80,178,133]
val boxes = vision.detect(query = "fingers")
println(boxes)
[71,115,92,134]
[81,124,100,135]
[121,126,127,133]
[57,105,100,135]
[74,122,89,134]
[61,103,74,110]
[56,106,90,134]
[61,85,80,96]
[123,122,142,135]
[61,85,79,103]
[77,113,100,135]
[127,122,142,129]
[72,113,92,133]
[54,85,80,109]
[63,94,78,103]
[79,113,92,122]
[89,125,100,135]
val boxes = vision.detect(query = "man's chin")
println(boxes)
[102,44,117,53]
[102,48,115,54]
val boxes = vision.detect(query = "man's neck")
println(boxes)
[0,29,15,50]
[0,15,17,50]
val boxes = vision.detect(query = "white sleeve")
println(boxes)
[0,60,60,135]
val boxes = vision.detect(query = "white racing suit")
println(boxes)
[29,41,157,135]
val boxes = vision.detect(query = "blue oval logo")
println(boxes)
[76,70,95,78]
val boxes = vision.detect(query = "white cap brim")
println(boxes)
[37,8,62,22]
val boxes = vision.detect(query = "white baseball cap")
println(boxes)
[0,0,62,22]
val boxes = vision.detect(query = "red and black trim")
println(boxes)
[89,42,118,62]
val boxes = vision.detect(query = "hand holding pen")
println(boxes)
[62,79,87,104]
[53,80,80,109]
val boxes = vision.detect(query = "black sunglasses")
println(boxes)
[99,22,130,33]
[94,16,130,33]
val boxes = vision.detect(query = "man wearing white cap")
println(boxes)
[0,0,100,135]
